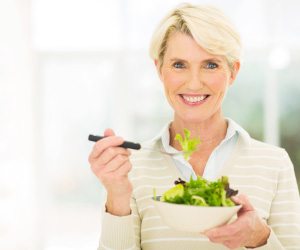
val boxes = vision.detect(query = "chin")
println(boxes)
[176,112,210,124]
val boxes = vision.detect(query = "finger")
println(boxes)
[89,135,124,160]
[231,194,254,214]
[101,154,130,174]
[114,160,132,176]
[204,220,242,240]
[95,147,131,166]
[204,232,230,245]
[104,128,115,137]
[224,240,240,250]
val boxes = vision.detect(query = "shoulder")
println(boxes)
[239,136,292,169]
[230,117,288,159]
[247,137,288,156]
[230,119,293,173]
[248,137,285,152]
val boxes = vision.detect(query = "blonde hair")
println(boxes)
[149,3,241,69]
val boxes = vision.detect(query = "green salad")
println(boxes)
[155,128,238,207]
[157,176,238,207]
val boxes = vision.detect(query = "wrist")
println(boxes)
[106,194,131,216]
[256,223,271,247]
[246,221,271,248]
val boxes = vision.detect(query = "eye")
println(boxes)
[173,61,185,69]
[205,62,218,69]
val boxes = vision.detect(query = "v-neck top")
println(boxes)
[158,118,249,181]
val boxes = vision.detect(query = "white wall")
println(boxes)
[0,0,39,249]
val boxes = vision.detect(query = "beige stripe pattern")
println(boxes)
[98,135,300,250]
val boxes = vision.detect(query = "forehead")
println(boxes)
[165,32,224,62]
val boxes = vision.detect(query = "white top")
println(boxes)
[159,118,249,181]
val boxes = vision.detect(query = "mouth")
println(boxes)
[179,94,210,106]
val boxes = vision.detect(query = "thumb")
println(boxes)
[104,128,115,137]
[231,194,254,215]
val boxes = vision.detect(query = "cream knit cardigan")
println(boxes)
[99,130,300,250]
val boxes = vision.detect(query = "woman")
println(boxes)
[88,4,300,249]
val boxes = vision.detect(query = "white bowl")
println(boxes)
[152,197,242,233]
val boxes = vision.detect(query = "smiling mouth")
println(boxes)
[179,94,210,105]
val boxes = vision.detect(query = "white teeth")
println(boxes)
[182,95,207,103]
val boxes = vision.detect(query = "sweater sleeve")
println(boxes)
[255,151,300,249]
[98,196,141,250]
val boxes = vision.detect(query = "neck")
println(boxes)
[169,112,228,152]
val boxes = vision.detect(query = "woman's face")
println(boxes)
[157,32,240,123]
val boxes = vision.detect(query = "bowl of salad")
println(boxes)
[152,176,242,233]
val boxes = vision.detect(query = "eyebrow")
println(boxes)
[169,57,223,63]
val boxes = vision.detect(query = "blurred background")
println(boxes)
[0,0,299,249]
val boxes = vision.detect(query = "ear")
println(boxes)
[229,61,240,86]
[154,59,163,81]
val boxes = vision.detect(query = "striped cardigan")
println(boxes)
[99,130,300,250]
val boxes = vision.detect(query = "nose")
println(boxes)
[186,68,204,90]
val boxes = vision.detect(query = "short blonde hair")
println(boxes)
[149,3,241,69]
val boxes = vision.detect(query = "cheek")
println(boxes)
[162,70,186,90]
[206,73,229,93]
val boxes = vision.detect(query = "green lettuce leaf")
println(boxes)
[175,128,201,161]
